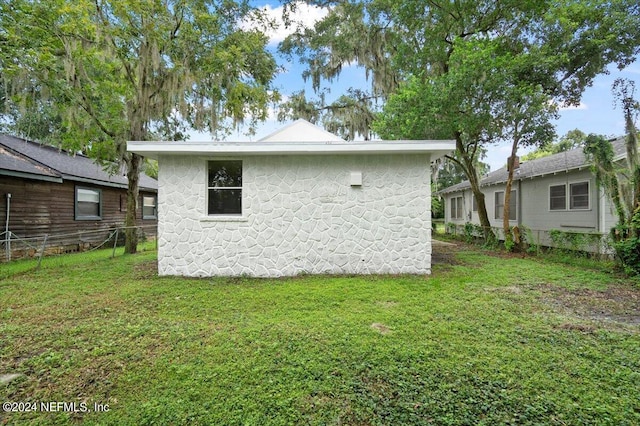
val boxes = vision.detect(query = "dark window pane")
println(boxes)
[143,196,157,218]
[570,182,589,209]
[495,192,504,219]
[76,188,101,219]
[550,185,566,210]
[208,189,242,215]
[208,161,242,187]
[77,201,100,217]
[508,191,517,220]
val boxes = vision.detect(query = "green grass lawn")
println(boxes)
[1,243,638,425]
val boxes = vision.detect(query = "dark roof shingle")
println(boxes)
[439,136,627,194]
[0,134,157,191]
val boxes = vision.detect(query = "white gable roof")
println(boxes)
[127,120,455,161]
[258,119,344,142]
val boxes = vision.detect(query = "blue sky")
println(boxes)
[201,1,640,172]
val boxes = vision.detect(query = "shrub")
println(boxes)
[610,207,640,275]
[463,222,482,243]
[445,222,457,235]
[548,229,604,254]
[519,226,540,255]
[612,236,640,275]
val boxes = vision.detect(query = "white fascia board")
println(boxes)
[127,140,456,160]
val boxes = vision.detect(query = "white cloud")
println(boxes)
[558,101,588,111]
[242,3,330,45]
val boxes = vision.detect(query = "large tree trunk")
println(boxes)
[124,153,142,254]
[503,157,516,250]
[503,137,520,251]
[455,132,495,242]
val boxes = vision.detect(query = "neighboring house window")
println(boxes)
[472,195,478,212]
[570,182,589,210]
[549,182,590,210]
[75,187,102,220]
[208,160,242,215]
[549,184,566,210]
[142,195,157,219]
[451,196,463,219]
[495,192,504,219]
[495,190,516,220]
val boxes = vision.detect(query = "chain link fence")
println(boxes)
[1,224,157,264]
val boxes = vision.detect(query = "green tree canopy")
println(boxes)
[1,0,279,252]
[522,129,587,161]
[281,0,640,240]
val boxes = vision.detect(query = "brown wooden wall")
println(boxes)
[0,175,157,253]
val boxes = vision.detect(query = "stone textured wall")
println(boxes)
[157,154,432,277]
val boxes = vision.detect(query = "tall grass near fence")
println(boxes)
[1,225,156,264]
[0,239,157,280]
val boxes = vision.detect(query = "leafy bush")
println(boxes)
[445,222,457,235]
[611,207,640,275]
[548,229,604,254]
[612,236,640,275]
[431,194,444,219]
[519,226,540,254]
[463,222,483,243]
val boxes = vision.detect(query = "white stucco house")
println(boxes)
[128,120,455,277]
[439,136,627,250]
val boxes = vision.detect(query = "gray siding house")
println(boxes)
[439,137,626,249]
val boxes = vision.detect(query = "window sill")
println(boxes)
[200,216,248,223]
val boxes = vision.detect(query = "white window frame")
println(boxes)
[549,184,567,211]
[494,190,517,221]
[206,159,243,216]
[450,195,463,220]
[548,180,590,211]
[569,181,590,210]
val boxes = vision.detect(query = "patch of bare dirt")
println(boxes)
[133,261,158,278]
[376,301,398,309]
[537,283,640,328]
[431,239,461,268]
[370,323,392,335]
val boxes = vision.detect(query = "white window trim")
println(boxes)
[200,216,249,223]
[548,180,591,211]
[450,195,464,220]
[205,158,244,219]
[494,190,517,221]
[548,183,567,211]
[569,180,591,211]
[494,191,504,220]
